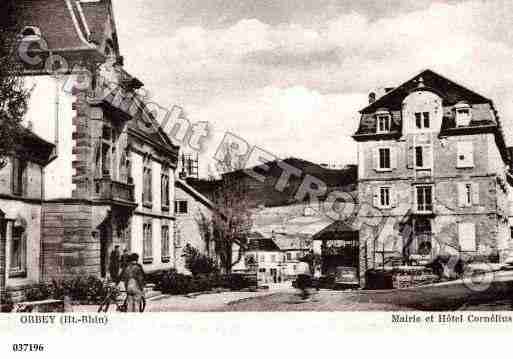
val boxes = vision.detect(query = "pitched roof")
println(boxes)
[354,69,499,138]
[360,69,491,114]
[176,179,215,210]
[247,235,281,252]
[311,220,357,241]
[17,126,55,165]
[17,0,98,51]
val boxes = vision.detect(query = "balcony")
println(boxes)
[94,177,135,206]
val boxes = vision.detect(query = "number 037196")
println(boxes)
[12,344,45,352]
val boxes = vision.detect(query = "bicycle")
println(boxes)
[98,284,146,312]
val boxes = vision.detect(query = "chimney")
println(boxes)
[368,92,376,104]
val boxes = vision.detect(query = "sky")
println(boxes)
[111,0,513,174]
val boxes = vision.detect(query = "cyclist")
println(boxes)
[119,253,146,312]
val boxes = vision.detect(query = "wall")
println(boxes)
[0,160,43,199]
[3,200,42,291]
[41,203,105,280]
[24,76,75,199]
[174,184,213,274]
[130,151,175,273]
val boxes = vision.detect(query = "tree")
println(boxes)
[0,0,31,162]
[0,0,31,308]
[198,142,254,273]
[210,176,253,273]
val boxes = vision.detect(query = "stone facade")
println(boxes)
[354,69,512,287]
[14,0,180,282]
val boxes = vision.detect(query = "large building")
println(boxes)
[12,0,180,281]
[353,69,513,286]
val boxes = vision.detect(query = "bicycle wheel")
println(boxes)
[97,296,111,313]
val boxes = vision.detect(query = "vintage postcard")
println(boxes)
[1,0,513,355]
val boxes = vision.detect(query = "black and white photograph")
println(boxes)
[2,1,513,351]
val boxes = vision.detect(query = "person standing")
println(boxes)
[108,246,121,283]
[120,253,145,312]
[120,248,130,272]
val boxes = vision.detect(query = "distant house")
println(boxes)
[173,179,217,274]
[233,233,285,284]
[273,233,310,280]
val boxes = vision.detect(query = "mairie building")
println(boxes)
[353,69,513,286]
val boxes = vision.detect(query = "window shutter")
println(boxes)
[391,187,397,208]
[406,137,414,169]
[458,222,476,251]
[390,147,397,169]
[12,157,19,194]
[457,183,466,207]
[373,187,380,208]
[373,148,379,170]
[424,145,433,169]
[472,182,480,205]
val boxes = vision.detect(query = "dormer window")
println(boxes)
[376,112,391,133]
[455,102,471,127]
[20,26,42,41]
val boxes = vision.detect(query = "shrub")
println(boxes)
[24,276,110,305]
[183,244,219,276]
[25,282,53,302]
[1,292,14,313]
[223,273,251,291]
[146,270,166,289]
[159,269,193,295]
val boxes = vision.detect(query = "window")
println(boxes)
[9,225,26,277]
[143,222,153,262]
[379,187,391,207]
[377,114,391,133]
[12,157,26,196]
[458,222,476,251]
[414,145,432,169]
[142,157,152,206]
[161,225,170,262]
[455,103,472,127]
[378,148,391,170]
[259,268,266,273]
[415,146,423,168]
[458,182,479,207]
[296,252,301,260]
[174,200,188,215]
[260,255,265,262]
[286,253,292,260]
[414,112,430,129]
[413,218,432,255]
[271,254,276,262]
[161,168,170,210]
[416,185,433,212]
[457,142,474,168]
